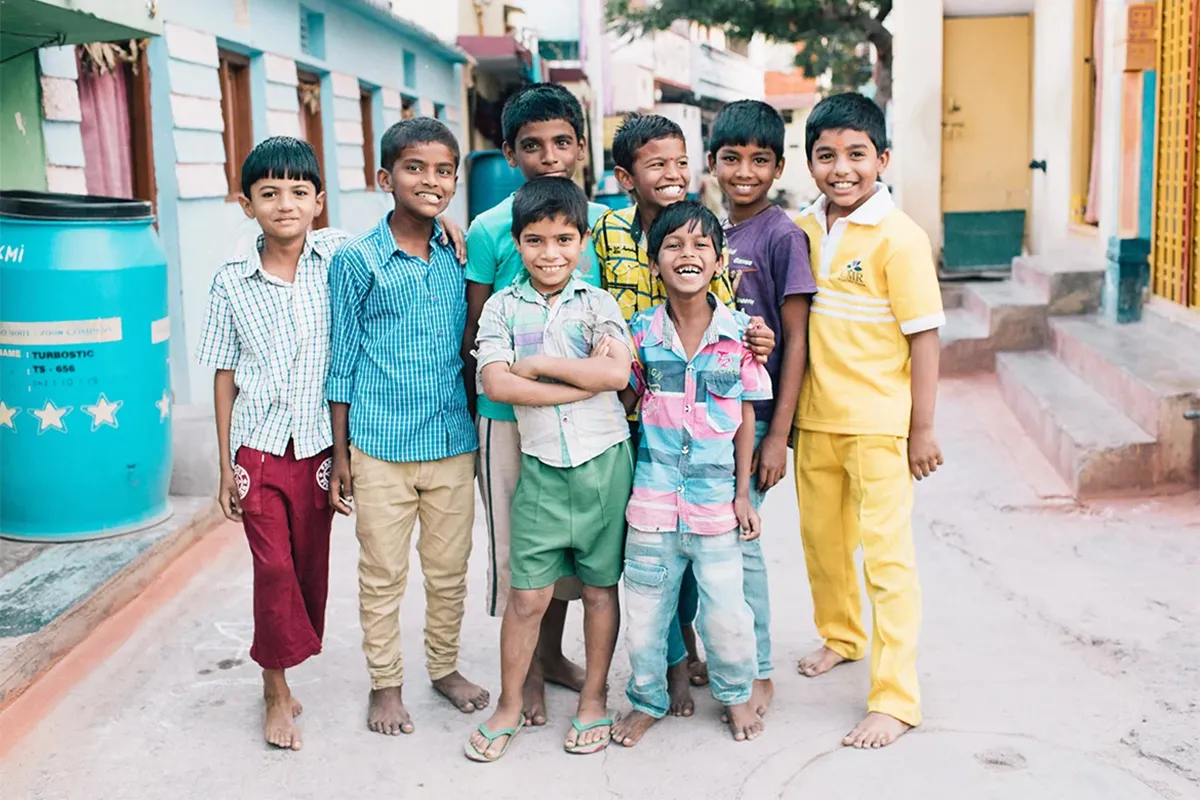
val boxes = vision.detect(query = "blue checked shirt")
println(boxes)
[196,227,347,460]
[327,215,477,463]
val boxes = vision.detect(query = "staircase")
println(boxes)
[939,255,1200,498]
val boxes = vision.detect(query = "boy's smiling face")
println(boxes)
[504,120,585,181]
[240,178,324,241]
[709,143,783,213]
[379,141,458,220]
[515,214,586,295]
[651,222,719,300]
[809,128,889,216]
[616,136,689,213]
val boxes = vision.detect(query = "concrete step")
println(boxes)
[996,352,1159,497]
[1051,312,1200,487]
[941,283,968,310]
[941,308,993,375]
[1012,254,1105,316]
[964,281,1049,351]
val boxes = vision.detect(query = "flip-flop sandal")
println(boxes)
[564,715,613,755]
[464,718,524,763]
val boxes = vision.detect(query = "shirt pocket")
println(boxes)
[704,370,745,433]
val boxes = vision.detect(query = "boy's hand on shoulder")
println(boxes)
[744,317,776,365]
[437,214,467,264]
[754,433,788,492]
[734,496,761,541]
[908,425,944,480]
[217,465,243,523]
[329,454,354,515]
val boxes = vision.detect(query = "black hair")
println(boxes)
[805,92,888,161]
[708,100,786,160]
[510,177,590,239]
[501,83,586,149]
[611,113,685,173]
[646,200,724,261]
[240,136,322,197]
[380,117,461,171]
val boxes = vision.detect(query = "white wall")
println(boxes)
[1029,0,1078,255]
[1096,0,1127,248]
[391,0,458,43]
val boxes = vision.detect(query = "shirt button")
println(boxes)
[682,445,689,454]
[677,486,684,493]
[686,365,694,372]
[562,416,569,423]
[684,405,691,412]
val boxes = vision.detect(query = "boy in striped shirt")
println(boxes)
[613,202,771,748]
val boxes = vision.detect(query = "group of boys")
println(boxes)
[198,81,944,760]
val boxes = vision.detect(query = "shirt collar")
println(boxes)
[375,213,447,261]
[800,183,894,230]
[234,231,326,279]
[512,270,589,304]
[643,293,742,349]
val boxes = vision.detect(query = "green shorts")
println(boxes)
[509,440,633,590]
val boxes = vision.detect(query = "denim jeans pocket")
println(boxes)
[622,558,668,598]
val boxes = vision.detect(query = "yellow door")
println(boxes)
[941,16,1034,271]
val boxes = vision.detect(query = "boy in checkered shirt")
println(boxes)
[196,137,347,752]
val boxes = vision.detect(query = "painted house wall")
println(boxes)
[146,0,466,406]
[0,53,50,192]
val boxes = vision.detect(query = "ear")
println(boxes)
[707,152,716,172]
[877,149,891,175]
[502,142,518,168]
[614,165,635,192]
[648,256,660,278]
[238,194,254,219]
[313,190,326,218]
[377,167,393,193]
[775,156,786,180]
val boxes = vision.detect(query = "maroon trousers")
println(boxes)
[235,443,334,670]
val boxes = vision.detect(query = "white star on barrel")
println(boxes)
[30,400,72,434]
[82,393,123,430]
[156,390,171,422]
[0,401,19,431]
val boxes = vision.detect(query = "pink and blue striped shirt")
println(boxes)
[625,295,772,535]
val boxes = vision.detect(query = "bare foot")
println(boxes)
[667,660,694,717]
[751,678,774,717]
[521,663,548,726]
[290,697,303,717]
[798,646,849,678]
[725,701,763,742]
[843,712,912,749]
[612,710,659,748]
[264,691,302,750]
[564,695,611,752]
[367,687,414,735]
[433,671,490,713]
[469,705,524,760]
[540,651,587,693]
[687,658,709,687]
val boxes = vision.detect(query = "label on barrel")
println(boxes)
[0,318,123,345]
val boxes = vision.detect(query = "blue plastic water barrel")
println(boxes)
[0,192,172,541]
[466,150,525,225]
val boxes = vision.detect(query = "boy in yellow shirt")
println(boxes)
[793,93,944,749]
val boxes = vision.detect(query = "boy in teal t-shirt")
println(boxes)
[462,83,606,728]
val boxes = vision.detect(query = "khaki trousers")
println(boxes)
[351,445,475,689]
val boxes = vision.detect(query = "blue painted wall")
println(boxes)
[1138,71,1156,241]
[152,0,467,405]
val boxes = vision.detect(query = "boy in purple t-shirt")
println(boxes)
[706,99,817,716]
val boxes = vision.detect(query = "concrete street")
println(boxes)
[4,376,1198,800]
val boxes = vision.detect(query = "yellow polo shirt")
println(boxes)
[794,186,944,437]
[592,206,736,322]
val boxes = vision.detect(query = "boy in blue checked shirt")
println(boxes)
[327,118,487,738]
[613,201,771,748]
[197,137,346,752]
[466,178,633,762]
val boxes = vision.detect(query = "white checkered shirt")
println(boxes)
[196,228,348,460]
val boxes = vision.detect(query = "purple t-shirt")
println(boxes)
[725,205,817,424]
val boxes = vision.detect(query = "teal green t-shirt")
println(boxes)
[466,195,608,422]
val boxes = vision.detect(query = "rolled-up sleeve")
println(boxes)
[473,293,515,381]
[196,274,239,371]
[327,247,369,404]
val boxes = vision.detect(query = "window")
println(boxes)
[433,103,445,122]
[299,7,325,60]
[780,109,794,124]
[402,50,416,90]
[401,94,416,120]
[360,88,376,189]
[538,40,580,61]
[218,49,253,197]
[297,71,328,228]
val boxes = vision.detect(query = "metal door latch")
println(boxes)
[1029,160,1047,172]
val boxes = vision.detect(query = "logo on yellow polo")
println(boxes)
[836,260,866,286]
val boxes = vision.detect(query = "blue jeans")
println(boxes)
[666,421,774,678]
[624,528,757,718]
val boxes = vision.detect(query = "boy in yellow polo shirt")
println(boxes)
[793,93,944,750]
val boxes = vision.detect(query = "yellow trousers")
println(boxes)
[795,431,922,727]
[350,446,476,689]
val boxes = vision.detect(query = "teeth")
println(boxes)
[832,182,855,189]
[658,186,684,197]
[417,192,440,201]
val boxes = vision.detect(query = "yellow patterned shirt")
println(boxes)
[592,206,737,322]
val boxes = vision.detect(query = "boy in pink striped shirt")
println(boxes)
[612,202,771,748]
